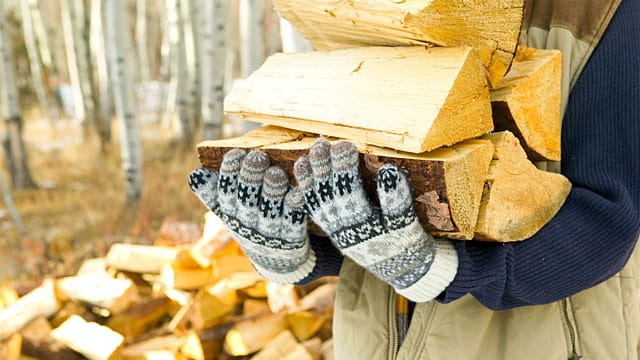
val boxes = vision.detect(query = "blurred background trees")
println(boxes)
[0,0,313,281]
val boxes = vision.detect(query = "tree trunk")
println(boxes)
[61,0,85,123]
[28,0,53,73]
[175,0,194,147]
[71,0,97,135]
[135,0,150,82]
[19,0,51,120]
[199,0,226,140]
[0,0,36,189]
[104,0,143,202]
[89,0,111,147]
[239,0,265,133]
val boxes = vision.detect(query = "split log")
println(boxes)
[51,315,124,360]
[272,0,524,86]
[105,243,180,273]
[265,283,299,313]
[223,46,493,154]
[301,337,323,360]
[106,296,174,341]
[223,311,288,356]
[190,279,240,330]
[0,278,60,341]
[251,330,314,360]
[321,339,335,360]
[189,212,234,267]
[475,131,571,241]
[56,274,137,314]
[243,299,270,316]
[286,311,331,342]
[160,263,214,290]
[491,47,562,161]
[0,287,21,360]
[20,317,84,360]
[120,334,183,360]
[198,126,494,240]
[180,321,236,360]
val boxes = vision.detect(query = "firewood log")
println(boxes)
[0,279,60,341]
[20,317,84,360]
[120,334,183,360]
[474,131,571,241]
[0,286,21,360]
[106,296,174,341]
[491,47,562,161]
[51,315,124,360]
[56,274,137,314]
[223,46,493,154]
[272,0,524,86]
[105,243,180,274]
[198,126,494,240]
[251,330,314,360]
[180,320,236,360]
[223,311,288,356]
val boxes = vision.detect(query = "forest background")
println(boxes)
[0,0,309,286]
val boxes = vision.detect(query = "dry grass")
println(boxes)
[0,113,206,284]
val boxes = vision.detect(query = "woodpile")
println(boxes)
[0,217,337,360]
[200,0,572,242]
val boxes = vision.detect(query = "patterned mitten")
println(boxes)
[188,149,315,283]
[294,139,458,302]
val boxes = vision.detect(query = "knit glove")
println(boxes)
[294,139,458,302]
[188,149,315,284]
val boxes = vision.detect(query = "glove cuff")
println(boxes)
[396,239,458,303]
[252,248,317,284]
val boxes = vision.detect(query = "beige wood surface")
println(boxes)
[105,243,180,274]
[474,131,571,241]
[0,279,60,341]
[491,47,562,161]
[273,0,524,86]
[50,315,124,360]
[223,46,493,154]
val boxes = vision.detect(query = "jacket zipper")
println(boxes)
[388,288,398,360]
[561,298,581,359]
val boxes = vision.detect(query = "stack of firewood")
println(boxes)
[0,215,337,360]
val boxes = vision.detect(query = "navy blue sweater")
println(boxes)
[300,0,640,311]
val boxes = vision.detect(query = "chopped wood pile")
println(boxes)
[0,216,337,360]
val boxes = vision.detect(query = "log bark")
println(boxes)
[272,0,524,86]
[474,131,571,241]
[197,126,494,240]
[223,46,493,154]
[491,47,562,161]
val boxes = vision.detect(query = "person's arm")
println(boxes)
[439,0,640,310]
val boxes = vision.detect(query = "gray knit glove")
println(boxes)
[188,149,315,284]
[294,139,458,302]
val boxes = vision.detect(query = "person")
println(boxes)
[188,0,640,358]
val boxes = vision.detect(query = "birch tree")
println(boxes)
[19,0,50,119]
[60,0,85,123]
[175,0,194,146]
[89,0,111,146]
[135,0,150,82]
[199,0,226,140]
[104,0,143,202]
[0,0,35,189]
[239,0,265,132]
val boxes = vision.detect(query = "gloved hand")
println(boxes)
[294,138,458,302]
[188,148,315,284]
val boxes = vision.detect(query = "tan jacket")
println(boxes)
[333,1,639,359]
